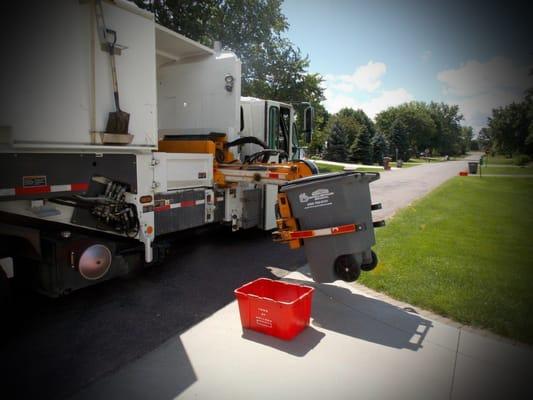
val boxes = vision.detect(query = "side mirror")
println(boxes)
[303,106,314,144]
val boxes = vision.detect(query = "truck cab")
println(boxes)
[240,98,312,161]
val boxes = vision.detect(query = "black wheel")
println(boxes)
[334,254,361,282]
[0,266,12,323]
[361,251,378,272]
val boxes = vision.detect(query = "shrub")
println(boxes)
[514,155,530,166]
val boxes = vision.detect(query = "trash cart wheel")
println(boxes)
[361,251,378,272]
[334,254,361,282]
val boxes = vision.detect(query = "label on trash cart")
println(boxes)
[255,307,273,328]
[298,188,334,210]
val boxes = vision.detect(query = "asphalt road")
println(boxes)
[0,157,476,400]
[371,155,480,221]
[0,227,306,400]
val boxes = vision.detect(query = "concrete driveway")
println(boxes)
[73,268,532,400]
[71,155,533,400]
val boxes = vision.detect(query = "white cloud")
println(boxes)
[437,56,531,97]
[323,87,413,118]
[322,61,413,118]
[325,61,386,93]
[437,56,533,132]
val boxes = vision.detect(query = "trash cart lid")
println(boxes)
[280,171,380,192]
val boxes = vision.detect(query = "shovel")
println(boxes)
[104,29,129,134]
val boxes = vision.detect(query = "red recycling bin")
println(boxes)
[234,278,314,340]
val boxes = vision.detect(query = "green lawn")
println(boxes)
[481,166,533,175]
[484,154,522,165]
[354,167,384,172]
[314,163,344,173]
[359,177,533,343]
[314,162,383,174]
[407,157,443,163]
[402,161,423,168]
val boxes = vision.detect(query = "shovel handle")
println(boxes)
[106,29,120,112]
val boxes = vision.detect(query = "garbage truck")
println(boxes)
[0,0,380,298]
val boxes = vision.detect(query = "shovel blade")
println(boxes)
[105,111,130,134]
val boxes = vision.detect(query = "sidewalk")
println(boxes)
[72,269,533,400]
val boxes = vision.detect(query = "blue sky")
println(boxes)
[282,0,533,132]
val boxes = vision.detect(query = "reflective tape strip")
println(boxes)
[216,196,224,202]
[50,184,71,192]
[16,186,50,195]
[71,183,90,192]
[154,199,206,212]
[288,224,357,240]
[0,188,16,196]
[154,204,171,212]
[0,183,88,197]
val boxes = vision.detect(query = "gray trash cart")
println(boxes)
[468,162,478,174]
[274,171,383,283]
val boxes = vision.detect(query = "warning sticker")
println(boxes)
[255,307,273,328]
[22,175,47,188]
[298,188,335,210]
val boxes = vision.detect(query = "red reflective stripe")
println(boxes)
[289,224,357,240]
[154,204,171,212]
[16,186,51,195]
[14,182,88,195]
[71,183,89,192]
[331,224,356,235]
[268,173,279,179]
[180,200,195,207]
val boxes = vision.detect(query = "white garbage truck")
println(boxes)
[0,0,317,297]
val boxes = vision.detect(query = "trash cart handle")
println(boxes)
[276,223,366,241]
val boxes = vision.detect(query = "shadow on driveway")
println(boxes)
[285,277,433,351]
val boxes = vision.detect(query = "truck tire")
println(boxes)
[0,266,11,315]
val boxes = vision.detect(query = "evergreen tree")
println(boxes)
[390,119,410,161]
[349,130,373,165]
[324,123,348,162]
[371,131,389,164]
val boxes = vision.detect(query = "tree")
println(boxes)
[478,127,493,151]
[349,129,373,165]
[459,126,473,154]
[427,102,463,156]
[323,107,374,153]
[327,112,362,148]
[324,122,348,162]
[375,102,436,155]
[337,108,375,138]
[371,132,389,164]
[488,102,529,157]
[308,128,328,156]
[389,119,410,161]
